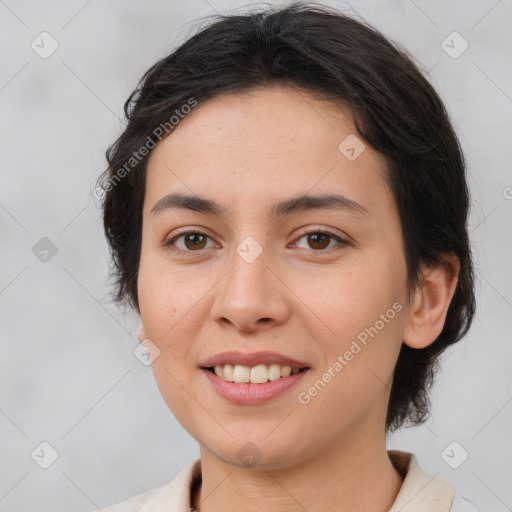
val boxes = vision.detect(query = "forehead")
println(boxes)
[144,84,394,218]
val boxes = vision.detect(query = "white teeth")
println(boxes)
[223,364,234,382]
[268,364,282,381]
[250,364,268,384]
[281,365,292,377]
[211,363,304,384]
[233,365,250,383]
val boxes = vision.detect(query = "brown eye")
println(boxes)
[306,232,331,250]
[294,229,348,252]
[164,228,348,255]
[165,230,213,253]
[182,233,207,250]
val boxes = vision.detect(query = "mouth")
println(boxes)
[202,364,310,384]
[200,363,311,405]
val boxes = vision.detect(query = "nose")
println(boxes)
[210,247,290,333]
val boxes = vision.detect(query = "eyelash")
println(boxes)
[163,228,350,256]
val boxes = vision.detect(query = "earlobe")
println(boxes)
[138,323,146,343]
[403,255,460,349]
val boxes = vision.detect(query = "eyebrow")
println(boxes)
[149,192,372,219]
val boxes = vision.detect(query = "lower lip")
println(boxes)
[201,368,310,405]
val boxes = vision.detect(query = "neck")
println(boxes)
[192,424,403,512]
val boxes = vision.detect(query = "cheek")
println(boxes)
[298,259,406,405]
[137,254,200,355]
[137,260,204,422]
[299,258,403,338]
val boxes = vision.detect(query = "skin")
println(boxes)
[137,83,459,512]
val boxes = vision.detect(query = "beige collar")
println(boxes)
[388,450,454,512]
[105,450,454,511]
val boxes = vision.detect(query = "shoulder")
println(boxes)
[100,484,167,512]
[95,458,201,511]
[388,450,484,512]
[449,493,481,512]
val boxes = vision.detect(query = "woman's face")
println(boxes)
[138,84,411,469]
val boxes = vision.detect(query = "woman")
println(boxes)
[97,3,478,510]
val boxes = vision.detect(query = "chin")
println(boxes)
[201,433,305,470]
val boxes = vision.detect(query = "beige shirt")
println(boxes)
[101,450,478,511]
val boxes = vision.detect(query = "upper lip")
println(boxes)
[199,350,310,369]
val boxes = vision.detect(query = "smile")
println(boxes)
[207,363,308,384]
[201,365,311,405]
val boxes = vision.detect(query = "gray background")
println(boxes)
[0,0,510,510]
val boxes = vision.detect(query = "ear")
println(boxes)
[403,254,460,349]
[138,322,146,343]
